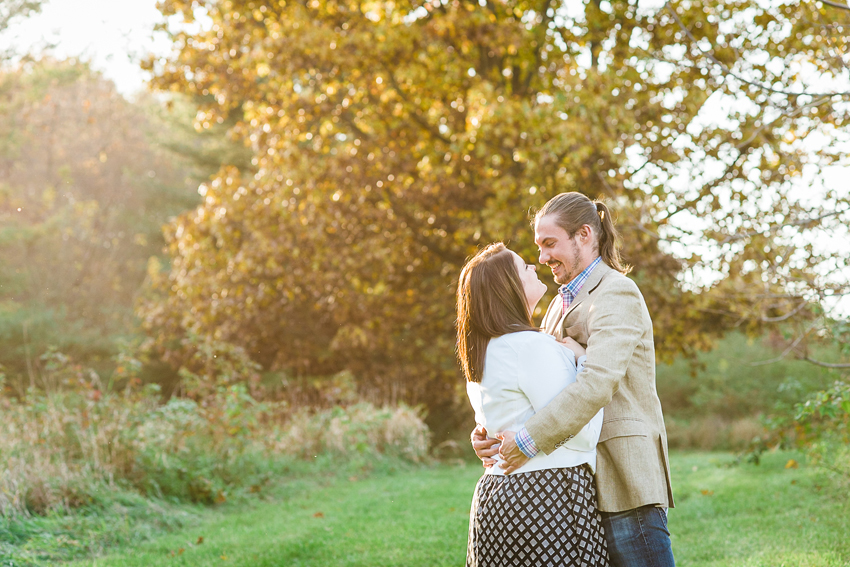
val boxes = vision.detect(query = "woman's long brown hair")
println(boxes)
[456,243,537,383]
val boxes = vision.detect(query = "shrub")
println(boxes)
[786,380,850,485]
[118,387,282,504]
[0,388,154,517]
[749,380,850,486]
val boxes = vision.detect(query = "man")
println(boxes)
[472,192,675,566]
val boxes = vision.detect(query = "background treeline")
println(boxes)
[0,59,198,387]
[136,0,850,435]
[1,0,849,536]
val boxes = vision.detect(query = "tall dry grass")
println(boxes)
[0,385,431,518]
[282,403,431,462]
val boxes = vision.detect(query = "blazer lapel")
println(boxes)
[557,261,612,327]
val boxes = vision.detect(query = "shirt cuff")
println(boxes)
[576,355,587,372]
[515,427,540,458]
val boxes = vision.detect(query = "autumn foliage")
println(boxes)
[139,0,850,422]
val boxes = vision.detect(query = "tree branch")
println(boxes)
[750,319,818,366]
[663,1,850,98]
[522,0,553,95]
[384,70,452,145]
[818,0,850,12]
[761,301,810,323]
[801,356,850,368]
[716,207,850,245]
[662,96,839,224]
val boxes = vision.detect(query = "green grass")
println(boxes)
[17,451,850,567]
[670,451,850,567]
[0,490,202,566]
[66,463,476,567]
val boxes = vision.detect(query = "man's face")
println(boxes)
[534,215,582,285]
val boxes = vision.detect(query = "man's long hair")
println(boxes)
[535,192,631,274]
[456,243,537,383]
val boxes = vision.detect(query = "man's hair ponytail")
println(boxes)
[594,201,630,274]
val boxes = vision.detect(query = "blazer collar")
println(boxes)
[561,260,612,320]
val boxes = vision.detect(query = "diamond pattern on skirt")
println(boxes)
[467,466,609,567]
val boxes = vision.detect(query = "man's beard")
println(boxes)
[553,252,582,285]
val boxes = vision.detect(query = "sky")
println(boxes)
[2,0,170,95]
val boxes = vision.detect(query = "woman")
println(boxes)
[457,242,608,567]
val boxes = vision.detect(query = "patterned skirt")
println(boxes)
[466,466,609,567]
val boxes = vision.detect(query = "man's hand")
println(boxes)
[496,430,530,474]
[471,424,500,468]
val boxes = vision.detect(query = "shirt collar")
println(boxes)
[558,256,602,301]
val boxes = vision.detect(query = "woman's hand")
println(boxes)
[559,336,586,360]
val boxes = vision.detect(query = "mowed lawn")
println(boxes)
[70,451,850,567]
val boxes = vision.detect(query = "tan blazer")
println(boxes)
[524,261,674,513]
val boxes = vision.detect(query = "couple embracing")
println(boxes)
[457,192,675,567]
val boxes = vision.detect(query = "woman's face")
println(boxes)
[511,250,547,315]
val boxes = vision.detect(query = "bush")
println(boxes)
[118,386,281,504]
[786,380,850,485]
[748,380,850,485]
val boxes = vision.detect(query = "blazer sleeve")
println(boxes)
[524,276,644,454]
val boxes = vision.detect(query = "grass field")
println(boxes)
[23,451,850,566]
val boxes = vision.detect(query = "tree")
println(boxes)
[0,59,200,392]
[142,0,850,426]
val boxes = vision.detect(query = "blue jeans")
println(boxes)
[601,505,675,567]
